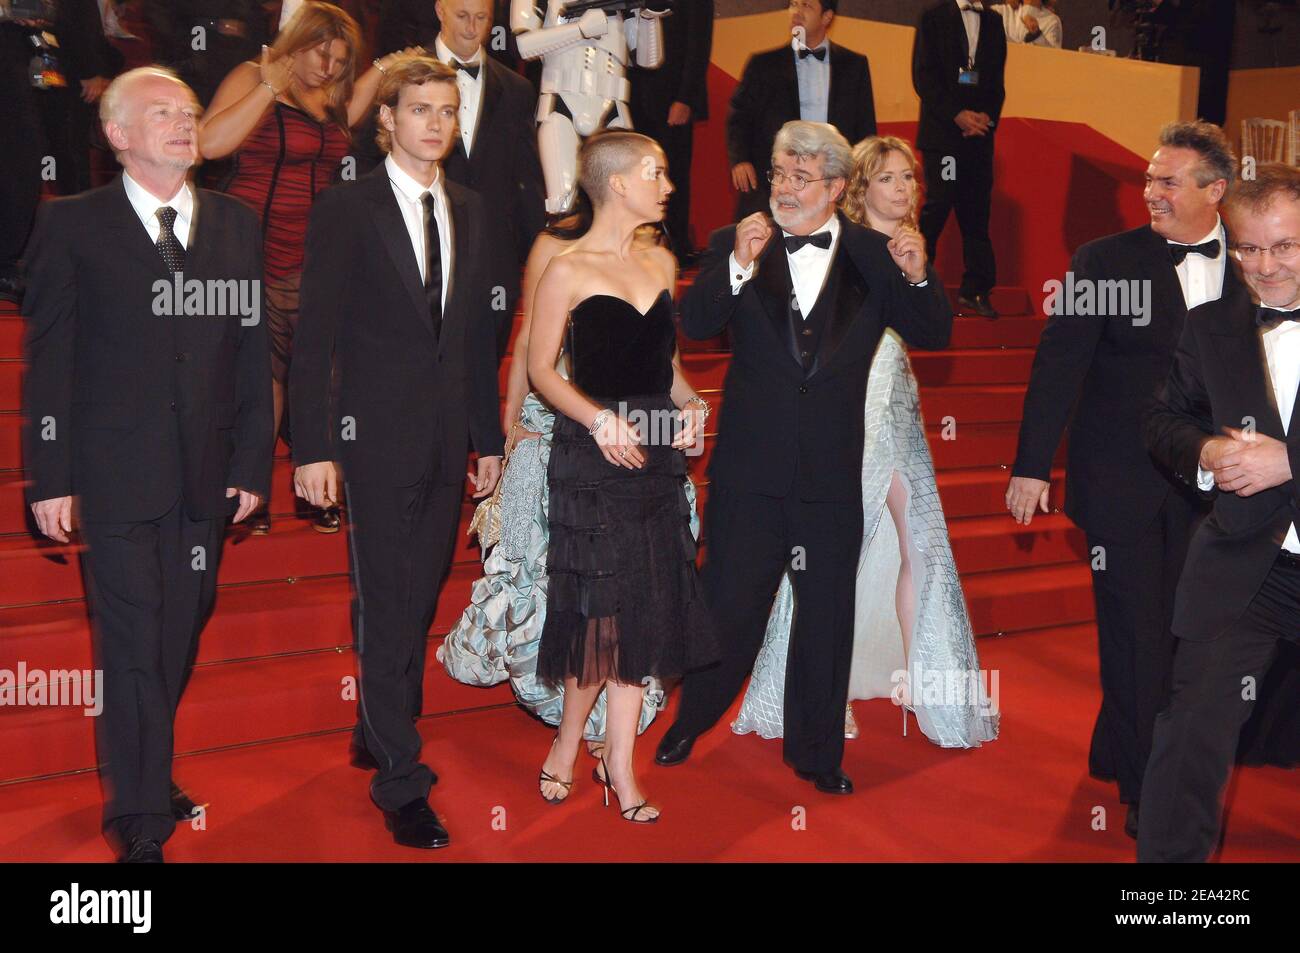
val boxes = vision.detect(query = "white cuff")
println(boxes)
[1196,465,1216,491]
[728,252,755,295]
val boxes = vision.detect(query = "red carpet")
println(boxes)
[1,623,1294,862]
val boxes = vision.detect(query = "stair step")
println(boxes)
[911,347,1036,386]
[927,421,1064,470]
[945,285,1034,317]
[919,383,1026,424]
[0,319,21,361]
[949,511,1086,574]
[948,315,1044,349]
[934,466,1066,519]
[963,562,1095,637]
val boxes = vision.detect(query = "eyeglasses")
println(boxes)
[766,169,832,191]
[1232,240,1300,263]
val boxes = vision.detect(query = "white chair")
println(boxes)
[1241,117,1288,165]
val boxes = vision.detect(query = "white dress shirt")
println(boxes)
[436,34,485,157]
[1195,298,1300,552]
[728,214,839,317]
[1171,216,1226,312]
[386,154,451,311]
[122,172,195,248]
[793,39,830,124]
[956,0,982,64]
[991,3,1062,47]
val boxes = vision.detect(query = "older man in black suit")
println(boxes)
[1140,163,1300,861]
[23,66,273,863]
[657,121,950,792]
[292,57,503,850]
[726,0,876,221]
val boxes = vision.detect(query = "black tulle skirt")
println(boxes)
[537,394,718,688]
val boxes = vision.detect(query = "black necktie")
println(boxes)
[1168,239,1220,265]
[797,45,826,61]
[1255,306,1300,330]
[453,59,479,79]
[421,191,443,338]
[784,231,832,254]
[156,206,185,274]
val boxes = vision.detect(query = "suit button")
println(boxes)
[802,328,812,336]
[169,401,177,411]
[801,350,810,359]
[175,352,187,362]
[798,384,808,394]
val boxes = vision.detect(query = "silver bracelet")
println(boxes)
[259,80,278,96]
[372,58,388,75]
[684,396,710,422]
[588,409,613,436]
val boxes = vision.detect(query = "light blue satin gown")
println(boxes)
[439,391,701,740]
[732,330,1000,748]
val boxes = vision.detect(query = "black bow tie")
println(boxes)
[1168,239,1220,265]
[797,45,826,61]
[959,2,984,10]
[1255,306,1300,330]
[784,231,832,253]
[453,59,479,79]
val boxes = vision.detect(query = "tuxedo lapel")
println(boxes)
[364,170,436,339]
[755,237,801,365]
[1207,280,1285,440]
[476,60,502,152]
[105,176,171,282]
[776,48,799,122]
[441,181,470,355]
[809,234,868,377]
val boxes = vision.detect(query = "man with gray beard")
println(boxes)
[657,121,951,791]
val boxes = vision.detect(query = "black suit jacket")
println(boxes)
[22,176,273,522]
[290,165,504,487]
[629,0,713,121]
[1145,280,1300,642]
[726,41,876,181]
[911,0,1006,153]
[1013,224,1231,542]
[681,214,951,503]
[352,51,543,340]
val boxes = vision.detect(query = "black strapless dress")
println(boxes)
[537,289,718,688]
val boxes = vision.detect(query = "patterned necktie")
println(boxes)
[1168,239,1221,265]
[1255,306,1300,330]
[453,58,480,79]
[156,206,185,274]
[421,191,443,338]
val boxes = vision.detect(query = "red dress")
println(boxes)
[224,101,349,381]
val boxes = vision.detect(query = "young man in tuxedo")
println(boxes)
[358,0,544,351]
[291,56,504,850]
[629,0,713,263]
[23,67,273,862]
[912,0,1006,318]
[726,0,876,222]
[1140,163,1300,861]
[1007,121,1235,840]
[657,121,951,792]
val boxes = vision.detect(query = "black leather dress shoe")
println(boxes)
[794,768,854,795]
[383,798,450,849]
[119,835,164,863]
[1124,802,1139,840]
[654,729,696,766]
[170,782,202,820]
[957,292,999,320]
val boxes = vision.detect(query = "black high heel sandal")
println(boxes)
[597,755,658,824]
[539,738,574,805]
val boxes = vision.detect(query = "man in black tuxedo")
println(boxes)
[359,0,544,350]
[657,121,951,791]
[291,57,504,850]
[1140,163,1300,861]
[629,0,713,262]
[912,0,1006,318]
[726,0,876,222]
[1007,121,1235,839]
[22,66,272,863]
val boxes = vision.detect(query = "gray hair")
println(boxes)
[771,121,852,181]
[1158,119,1236,188]
[100,66,189,128]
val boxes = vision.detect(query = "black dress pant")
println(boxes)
[1085,488,1201,805]
[672,482,863,774]
[80,496,223,848]
[919,140,996,298]
[630,96,696,257]
[344,472,463,812]
[1138,553,1300,862]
